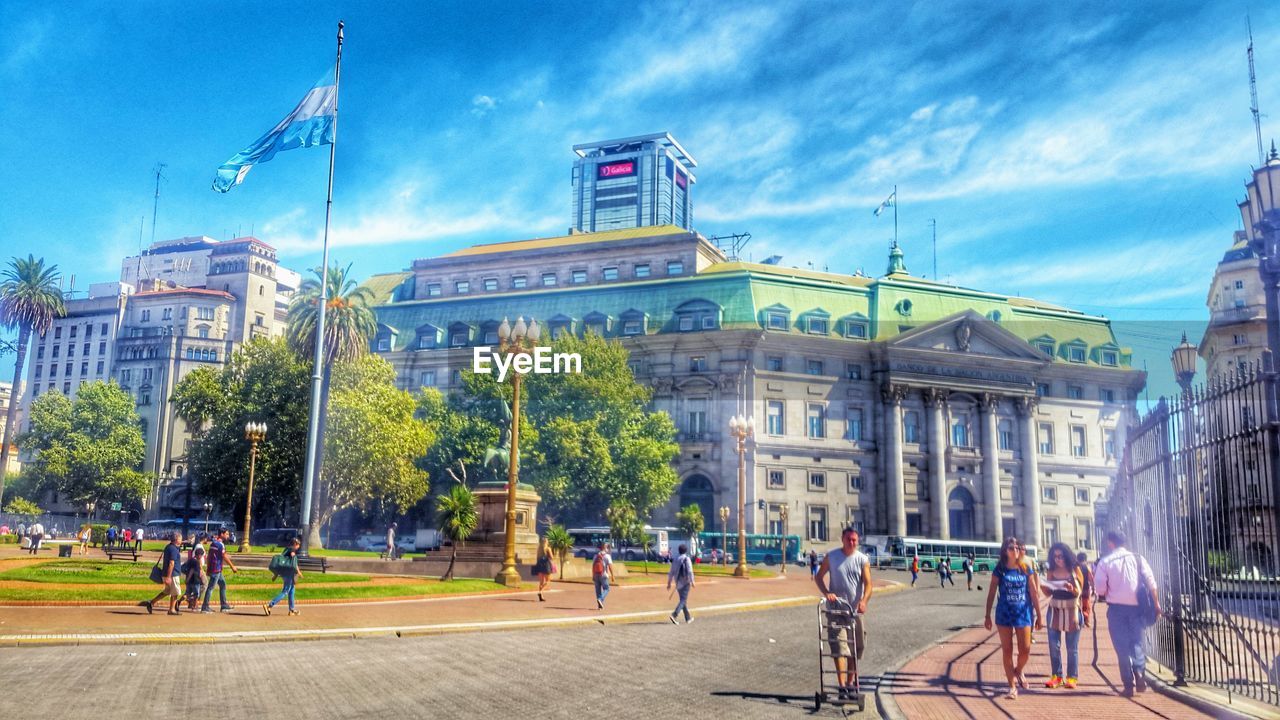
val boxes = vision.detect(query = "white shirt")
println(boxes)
[1094,547,1155,607]
[30,523,44,535]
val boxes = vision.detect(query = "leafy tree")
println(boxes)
[313,355,433,548]
[3,497,41,518]
[629,522,655,574]
[676,504,705,555]
[170,366,225,438]
[17,381,147,506]
[0,255,65,507]
[412,387,501,517]
[183,338,312,527]
[544,523,573,580]
[605,501,641,558]
[436,482,478,581]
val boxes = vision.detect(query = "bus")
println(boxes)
[566,526,674,561]
[696,531,801,566]
[887,536,1039,572]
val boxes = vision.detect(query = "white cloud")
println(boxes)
[471,94,497,118]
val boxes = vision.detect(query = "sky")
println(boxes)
[1,0,1277,401]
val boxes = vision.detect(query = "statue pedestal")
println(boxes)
[464,481,541,563]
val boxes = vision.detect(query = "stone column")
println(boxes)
[882,384,908,536]
[980,393,1002,544]
[924,388,949,540]
[1017,396,1041,546]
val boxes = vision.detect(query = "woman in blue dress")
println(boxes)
[984,537,1043,699]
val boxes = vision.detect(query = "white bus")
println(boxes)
[887,536,1040,572]
[567,525,674,562]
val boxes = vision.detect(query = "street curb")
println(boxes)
[874,620,976,720]
[1145,659,1269,720]
[0,595,825,648]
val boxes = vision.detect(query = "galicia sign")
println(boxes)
[597,160,636,179]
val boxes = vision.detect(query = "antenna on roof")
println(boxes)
[151,162,167,246]
[1249,16,1266,165]
[709,232,751,261]
[929,219,938,279]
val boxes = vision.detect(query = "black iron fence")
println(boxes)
[1112,355,1280,707]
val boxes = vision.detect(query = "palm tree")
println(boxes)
[436,483,478,581]
[545,524,573,581]
[286,263,377,548]
[0,255,65,508]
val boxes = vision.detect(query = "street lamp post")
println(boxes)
[719,506,729,566]
[494,317,540,587]
[1168,332,1198,685]
[203,502,213,535]
[728,414,755,578]
[240,422,267,554]
[779,504,789,576]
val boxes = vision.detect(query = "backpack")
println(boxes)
[592,553,606,576]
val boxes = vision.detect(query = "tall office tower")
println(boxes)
[571,132,696,233]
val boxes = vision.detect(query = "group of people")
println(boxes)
[139,528,267,616]
[984,530,1160,699]
[105,525,145,550]
[9,521,50,554]
[529,538,696,624]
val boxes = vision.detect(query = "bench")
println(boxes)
[297,556,329,574]
[103,544,140,562]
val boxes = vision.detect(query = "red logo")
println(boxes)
[675,170,687,189]
[598,161,635,178]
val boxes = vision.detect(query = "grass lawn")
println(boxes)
[125,541,422,558]
[0,560,370,585]
[622,561,774,579]
[0,578,502,603]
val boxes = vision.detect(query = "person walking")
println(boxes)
[910,554,920,587]
[201,527,239,613]
[815,528,873,698]
[135,526,144,552]
[385,522,398,560]
[142,531,185,615]
[984,537,1042,700]
[78,524,91,555]
[592,542,616,609]
[808,548,819,578]
[1094,530,1161,697]
[184,533,209,611]
[123,527,133,548]
[1041,543,1084,689]
[264,536,303,616]
[1076,551,1094,627]
[667,543,696,624]
[963,554,975,591]
[106,525,117,548]
[15,522,25,548]
[532,537,555,602]
[27,520,43,554]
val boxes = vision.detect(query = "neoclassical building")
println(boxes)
[367,225,1145,552]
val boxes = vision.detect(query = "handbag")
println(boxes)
[1134,555,1158,626]
[149,558,165,584]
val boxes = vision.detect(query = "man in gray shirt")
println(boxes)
[815,527,874,693]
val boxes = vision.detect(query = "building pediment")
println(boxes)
[887,310,1047,362]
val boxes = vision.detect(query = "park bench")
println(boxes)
[297,556,329,574]
[102,543,140,562]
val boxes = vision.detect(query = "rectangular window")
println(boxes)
[766,313,788,330]
[1043,516,1059,547]
[917,479,929,501]
[634,264,650,278]
[426,283,442,297]
[511,275,527,289]
[34,365,41,378]
[1067,385,1083,399]
[1070,426,1087,457]
[766,356,783,372]
[52,345,60,358]
[63,381,70,394]
[82,343,89,356]
[571,269,587,284]
[846,322,867,339]
[904,412,920,443]
[623,320,642,335]
[907,513,923,537]
[808,506,828,542]
[767,400,785,435]
[1068,346,1086,363]
[809,472,826,490]
[845,363,862,380]
[98,341,106,355]
[121,369,131,383]
[1100,388,1116,403]
[70,325,77,338]
[689,355,707,372]
[1234,334,1247,345]
[1076,519,1093,550]
[1101,351,1118,366]
[679,316,694,332]
[1104,428,1116,457]
[807,317,828,334]
[686,398,707,436]
[1043,485,1058,503]
[998,420,1014,450]
[80,361,88,375]
[96,361,104,374]
[541,273,557,287]
[376,337,391,352]
[845,407,863,441]
[37,346,44,360]
[1038,423,1055,454]
[484,329,499,345]
[602,267,618,281]
[1036,383,1051,397]
[418,334,436,350]
[807,403,826,439]
[806,359,824,376]
[666,260,684,275]
[85,324,92,339]
[67,344,74,357]
[483,278,498,291]
[54,327,62,339]
[849,474,863,491]
[1235,279,1245,289]
[141,309,150,322]
[162,308,172,320]
[455,281,470,294]
[701,315,716,330]
[450,332,468,347]
[952,418,970,448]
[100,322,108,334]
[1075,487,1090,505]
[767,469,785,489]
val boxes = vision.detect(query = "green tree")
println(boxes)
[170,366,225,438]
[17,381,147,506]
[676,504,705,554]
[314,354,433,548]
[436,482,478,581]
[0,255,65,507]
[183,338,312,526]
[3,496,41,518]
[605,501,640,558]
[544,523,573,581]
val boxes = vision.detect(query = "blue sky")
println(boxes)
[1,0,1276,399]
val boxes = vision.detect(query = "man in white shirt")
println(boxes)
[28,521,44,554]
[1094,530,1161,696]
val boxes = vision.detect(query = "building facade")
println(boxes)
[571,133,696,233]
[1,381,22,476]
[370,225,1144,552]
[1199,234,1267,381]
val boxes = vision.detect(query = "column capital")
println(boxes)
[922,387,949,408]
[1015,395,1038,417]
[881,383,909,405]
[979,393,1000,413]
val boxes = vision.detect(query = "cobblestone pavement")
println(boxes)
[0,576,983,719]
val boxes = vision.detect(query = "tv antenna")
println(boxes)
[709,232,752,261]
[1249,17,1265,165]
[151,162,167,246]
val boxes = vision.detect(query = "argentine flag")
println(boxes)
[213,66,337,192]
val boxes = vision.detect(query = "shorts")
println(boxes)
[826,613,866,660]
[163,578,183,597]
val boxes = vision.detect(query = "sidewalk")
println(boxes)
[882,609,1262,720]
[0,570,896,645]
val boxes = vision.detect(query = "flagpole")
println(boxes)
[893,184,898,246]
[300,20,343,555]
